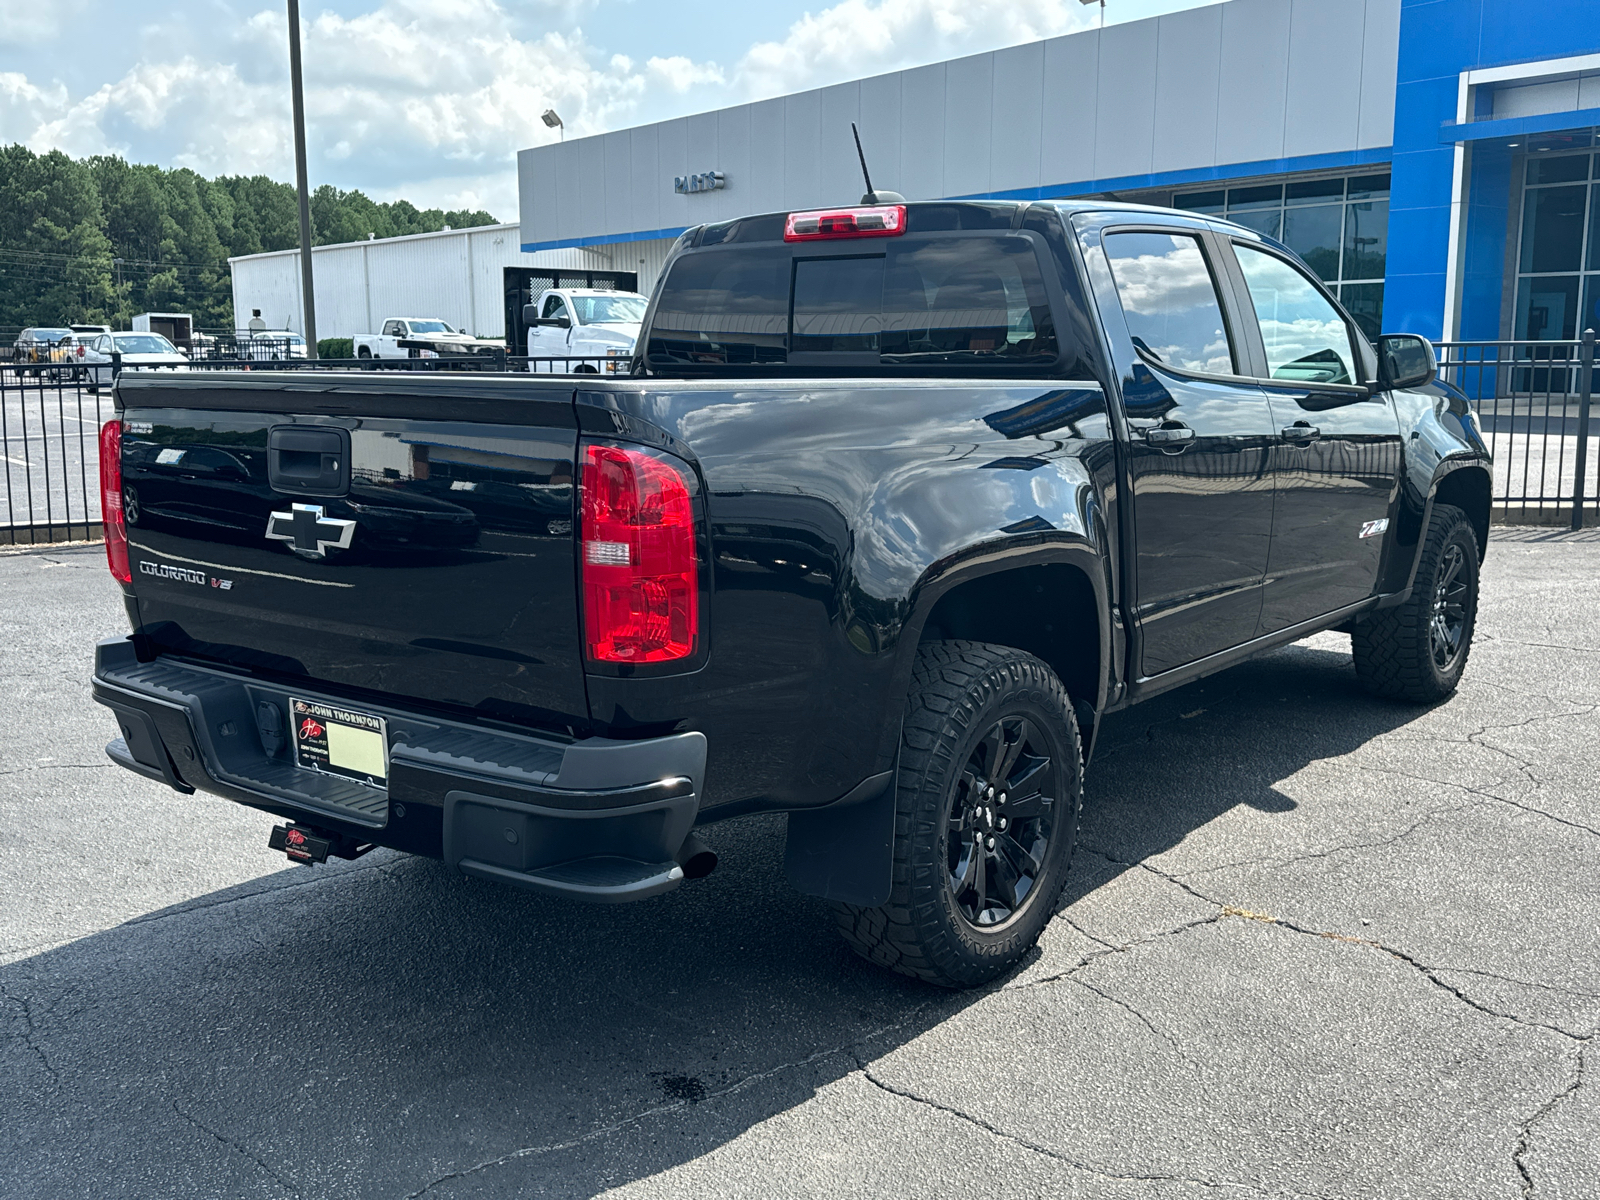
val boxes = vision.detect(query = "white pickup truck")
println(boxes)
[353,318,492,360]
[523,288,648,373]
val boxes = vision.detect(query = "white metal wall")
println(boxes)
[518,0,1401,249]
[228,224,670,341]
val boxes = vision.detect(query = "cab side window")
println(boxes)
[382,321,400,337]
[542,295,568,322]
[1232,244,1358,386]
[1102,232,1237,376]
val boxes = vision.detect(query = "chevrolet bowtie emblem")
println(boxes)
[266,503,356,559]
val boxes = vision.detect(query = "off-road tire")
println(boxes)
[830,640,1083,989]
[1351,503,1480,702]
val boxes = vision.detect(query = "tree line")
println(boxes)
[0,144,497,333]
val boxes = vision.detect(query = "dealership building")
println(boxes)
[514,0,1600,347]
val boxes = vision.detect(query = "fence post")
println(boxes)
[1573,328,1595,531]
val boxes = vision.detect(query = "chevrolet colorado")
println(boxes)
[91,199,1491,987]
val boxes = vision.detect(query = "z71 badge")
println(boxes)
[1359,518,1390,539]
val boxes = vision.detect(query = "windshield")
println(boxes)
[113,334,178,354]
[407,320,454,334]
[34,328,73,341]
[570,295,647,325]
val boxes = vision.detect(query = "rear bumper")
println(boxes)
[92,636,707,902]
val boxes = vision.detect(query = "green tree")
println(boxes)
[1,143,497,334]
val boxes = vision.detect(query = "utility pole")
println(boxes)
[287,0,318,357]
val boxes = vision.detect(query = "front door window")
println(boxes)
[1232,245,1358,386]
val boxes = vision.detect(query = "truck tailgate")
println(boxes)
[115,374,586,727]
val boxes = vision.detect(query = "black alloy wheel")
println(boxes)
[948,717,1057,929]
[829,640,1083,988]
[1352,502,1480,702]
[1429,542,1469,671]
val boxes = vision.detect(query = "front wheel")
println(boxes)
[1351,503,1480,702]
[830,641,1082,989]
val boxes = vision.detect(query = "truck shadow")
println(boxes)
[3,639,1429,1199]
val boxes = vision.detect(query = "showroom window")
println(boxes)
[1174,174,1389,340]
[1513,135,1600,342]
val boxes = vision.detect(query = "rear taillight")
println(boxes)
[784,204,906,241]
[580,443,698,664]
[99,419,131,584]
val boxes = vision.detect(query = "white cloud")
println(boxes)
[0,0,89,45]
[732,0,1096,100]
[1,0,728,216]
[647,56,727,94]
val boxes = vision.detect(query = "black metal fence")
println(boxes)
[6,343,1599,546]
[1435,333,1596,529]
[0,361,115,545]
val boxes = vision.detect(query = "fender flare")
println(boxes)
[871,532,1113,774]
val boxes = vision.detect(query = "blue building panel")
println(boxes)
[1388,0,1600,337]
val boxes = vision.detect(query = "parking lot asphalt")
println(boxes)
[2,531,1597,1199]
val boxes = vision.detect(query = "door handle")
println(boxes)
[1281,423,1321,441]
[1143,424,1195,446]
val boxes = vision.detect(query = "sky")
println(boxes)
[0,0,1223,221]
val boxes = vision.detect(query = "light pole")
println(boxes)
[542,109,564,142]
[1078,0,1105,28]
[287,0,318,357]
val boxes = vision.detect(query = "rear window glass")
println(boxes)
[647,234,1059,370]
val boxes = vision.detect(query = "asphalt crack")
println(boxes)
[0,762,113,778]
[1066,976,1210,1076]
[1082,850,1595,1041]
[399,1007,944,1198]
[1514,1046,1587,1198]
[171,1100,299,1193]
[1174,779,1480,879]
[854,1057,1325,1197]
[0,980,59,1085]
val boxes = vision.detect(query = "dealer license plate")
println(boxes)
[290,697,388,787]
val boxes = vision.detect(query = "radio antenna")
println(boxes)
[852,122,874,199]
[850,122,904,205]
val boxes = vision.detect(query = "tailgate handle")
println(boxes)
[268,426,350,496]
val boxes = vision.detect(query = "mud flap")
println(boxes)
[784,766,897,908]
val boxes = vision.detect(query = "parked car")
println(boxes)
[524,288,647,372]
[10,327,74,373]
[92,198,1491,989]
[353,318,493,361]
[80,331,189,387]
[48,333,102,382]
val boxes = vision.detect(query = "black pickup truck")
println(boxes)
[92,199,1490,988]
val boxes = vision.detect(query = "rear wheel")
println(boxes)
[1351,503,1480,702]
[830,641,1082,989]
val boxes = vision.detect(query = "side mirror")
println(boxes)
[522,304,539,327]
[1377,334,1437,391]
[556,316,571,330]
